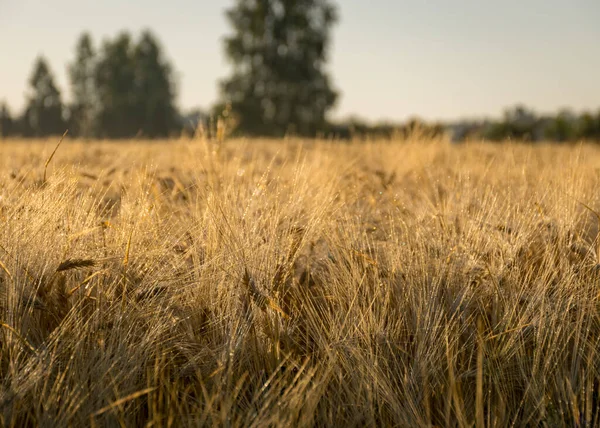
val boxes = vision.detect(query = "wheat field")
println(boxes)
[1,136,599,426]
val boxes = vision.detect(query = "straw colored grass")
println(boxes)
[0,136,599,426]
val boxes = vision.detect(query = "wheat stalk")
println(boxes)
[43,129,68,184]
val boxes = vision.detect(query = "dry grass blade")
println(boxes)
[123,227,135,268]
[56,258,96,272]
[578,200,600,264]
[1,323,36,353]
[352,248,378,266]
[244,268,267,312]
[68,270,106,296]
[0,258,13,280]
[68,226,104,240]
[120,227,136,310]
[266,298,289,319]
[43,129,68,184]
[243,268,288,319]
[476,316,485,428]
[90,387,156,418]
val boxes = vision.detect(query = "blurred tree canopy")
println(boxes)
[22,57,66,137]
[94,33,138,138]
[543,110,576,142]
[2,31,179,139]
[218,0,339,137]
[0,102,14,138]
[471,105,600,144]
[132,31,179,138]
[93,31,178,138]
[578,112,600,141]
[68,33,97,138]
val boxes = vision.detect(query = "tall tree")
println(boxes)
[132,30,179,137]
[68,33,96,138]
[219,0,339,137]
[23,57,66,137]
[94,31,178,138]
[94,32,137,138]
[0,101,14,138]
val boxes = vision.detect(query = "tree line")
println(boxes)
[450,105,600,143]
[0,0,341,139]
[0,0,599,141]
[0,30,179,139]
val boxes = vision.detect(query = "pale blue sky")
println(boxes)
[0,0,598,122]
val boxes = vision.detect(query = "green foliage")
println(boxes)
[475,105,600,143]
[482,121,511,142]
[94,31,179,139]
[502,105,538,140]
[22,57,66,137]
[543,110,576,142]
[7,25,600,142]
[68,33,97,138]
[12,30,179,139]
[132,31,179,138]
[220,0,339,137]
[576,111,600,141]
[326,116,445,140]
[0,101,14,138]
[94,33,138,138]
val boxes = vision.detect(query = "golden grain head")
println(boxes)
[56,258,96,272]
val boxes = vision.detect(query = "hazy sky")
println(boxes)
[1,0,598,122]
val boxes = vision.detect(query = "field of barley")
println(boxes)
[1,136,600,426]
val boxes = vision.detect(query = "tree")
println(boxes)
[544,110,576,142]
[503,105,538,141]
[576,111,600,141]
[94,32,137,138]
[94,31,179,138]
[219,0,339,137]
[23,57,66,137]
[68,33,97,138]
[132,30,179,137]
[0,101,14,138]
